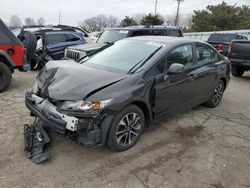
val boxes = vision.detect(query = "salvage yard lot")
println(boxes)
[0,71,250,188]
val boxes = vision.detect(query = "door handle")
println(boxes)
[188,74,197,80]
[164,75,169,80]
[215,61,224,66]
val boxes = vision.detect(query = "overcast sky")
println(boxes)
[1,0,250,25]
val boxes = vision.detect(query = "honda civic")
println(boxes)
[25,36,230,160]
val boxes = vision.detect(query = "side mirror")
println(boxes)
[167,63,184,75]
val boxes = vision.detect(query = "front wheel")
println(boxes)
[107,105,145,151]
[204,80,225,108]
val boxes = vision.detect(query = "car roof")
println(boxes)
[124,36,202,45]
[106,25,181,31]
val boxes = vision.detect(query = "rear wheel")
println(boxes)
[231,65,245,77]
[0,63,12,92]
[107,105,145,151]
[204,80,225,108]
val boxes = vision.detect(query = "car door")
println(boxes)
[45,32,82,60]
[193,42,221,104]
[148,44,198,119]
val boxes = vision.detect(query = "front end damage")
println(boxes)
[24,91,114,163]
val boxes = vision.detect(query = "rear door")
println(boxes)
[149,43,198,119]
[45,32,83,60]
[193,42,221,104]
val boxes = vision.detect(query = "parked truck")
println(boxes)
[228,40,250,77]
[207,33,247,56]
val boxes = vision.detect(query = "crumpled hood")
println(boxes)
[37,60,127,100]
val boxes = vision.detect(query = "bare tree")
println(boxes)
[9,15,23,27]
[37,17,45,25]
[79,14,118,32]
[25,17,36,26]
[107,15,118,28]
[179,14,193,29]
[164,14,175,26]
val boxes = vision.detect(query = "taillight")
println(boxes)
[228,41,234,55]
[218,44,224,53]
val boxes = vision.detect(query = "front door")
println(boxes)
[152,44,198,119]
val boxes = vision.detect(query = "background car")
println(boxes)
[11,25,89,69]
[64,25,184,61]
[228,39,250,77]
[207,33,248,55]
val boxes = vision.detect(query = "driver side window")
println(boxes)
[166,44,194,69]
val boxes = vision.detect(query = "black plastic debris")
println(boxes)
[24,122,51,164]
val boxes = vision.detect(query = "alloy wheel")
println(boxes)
[212,82,224,106]
[115,113,141,147]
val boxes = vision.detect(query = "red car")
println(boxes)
[0,19,30,92]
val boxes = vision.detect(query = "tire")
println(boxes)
[107,105,145,151]
[0,63,12,92]
[204,80,225,108]
[231,65,244,77]
[20,31,37,61]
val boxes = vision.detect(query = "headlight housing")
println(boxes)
[59,99,112,112]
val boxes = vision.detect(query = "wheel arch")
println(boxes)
[220,77,227,90]
[0,51,15,71]
[131,101,152,127]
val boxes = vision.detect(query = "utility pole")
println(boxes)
[174,0,184,26]
[155,0,158,15]
[59,11,61,24]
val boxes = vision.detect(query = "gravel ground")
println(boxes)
[0,71,250,188]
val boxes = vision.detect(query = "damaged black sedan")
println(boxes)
[25,36,230,162]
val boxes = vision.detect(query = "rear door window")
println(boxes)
[195,43,218,65]
[151,30,167,36]
[65,34,80,42]
[131,30,151,37]
[46,33,67,45]
[167,29,181,37]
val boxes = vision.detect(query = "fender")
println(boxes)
[100,115,114,144]
[0,50,15,67]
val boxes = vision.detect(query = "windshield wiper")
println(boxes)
[127,58,146,74]
[128,46,163,74]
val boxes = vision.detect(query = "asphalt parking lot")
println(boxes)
[0,71,250,188]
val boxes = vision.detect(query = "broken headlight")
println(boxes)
[59,99,112,111]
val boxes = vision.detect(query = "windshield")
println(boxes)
[83,40,163,73]
[97,29,129,44]
[208,33,237,43]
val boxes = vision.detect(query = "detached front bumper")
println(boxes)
[25,92,79,134]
